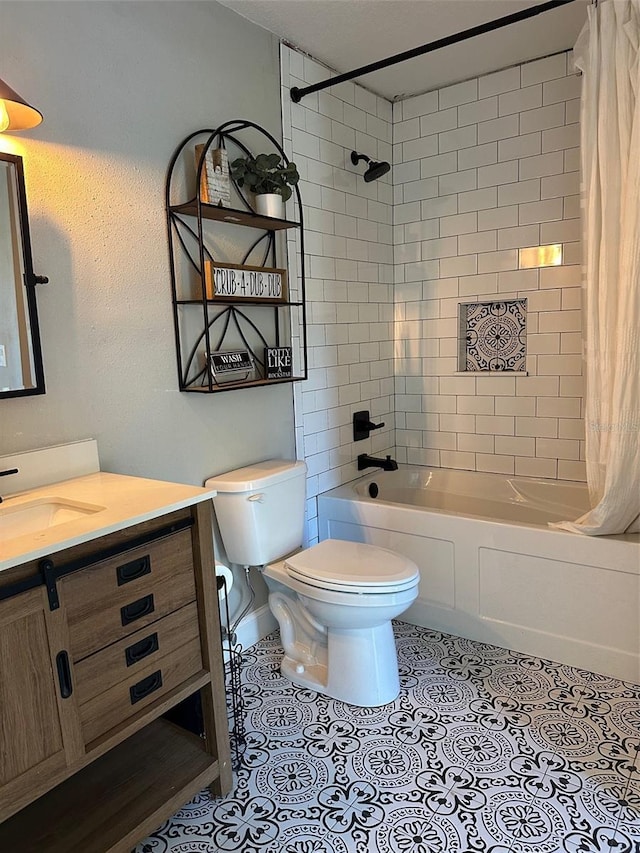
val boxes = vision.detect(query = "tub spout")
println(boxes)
[357,454,398,471]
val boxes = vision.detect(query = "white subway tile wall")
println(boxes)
[282,47,395,544]
[393,51,585,481]
[283,47,585,543]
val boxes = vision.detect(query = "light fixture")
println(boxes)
[0,77,43,132]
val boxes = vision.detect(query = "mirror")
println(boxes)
[0,151,45,397]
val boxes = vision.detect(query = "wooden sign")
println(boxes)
[264,346,292,379]
[204,261,287,302]
[195,145,231,207]
[209,350,254,384]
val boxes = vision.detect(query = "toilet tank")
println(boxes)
[205,460,307,566]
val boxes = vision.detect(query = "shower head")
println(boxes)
[364,159,391,182]
[350,150,391,183]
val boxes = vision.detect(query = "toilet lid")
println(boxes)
[284,539,419,593]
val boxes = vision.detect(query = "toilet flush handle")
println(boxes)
[247,493,265,502]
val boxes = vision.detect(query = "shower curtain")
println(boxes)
[555,0,640,535]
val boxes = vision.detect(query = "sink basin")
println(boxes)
[0,497,105,541]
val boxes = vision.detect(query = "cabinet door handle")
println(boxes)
[56,650,73,699]
[116,554,151,586]
[125,632,159,667]
[120,593,155,626]
[129,670,163,705]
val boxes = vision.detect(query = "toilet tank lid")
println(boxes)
[205,459,307,493]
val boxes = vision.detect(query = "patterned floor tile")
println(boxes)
[347,735,428,794]
[526,710,605,763]
[484,660,565,703]
[561,824,639,852]
[263,823,350,853]
[135,621,640,853]
[251,748,332,804]
[577,771,639,833]
[375,804,452,853]
[441,721,520,776]
[602,697,640,741]
[413,672,483,719]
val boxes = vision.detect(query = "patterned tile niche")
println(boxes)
[459,299,527,373]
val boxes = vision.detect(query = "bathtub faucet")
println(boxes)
[357,454,398,472]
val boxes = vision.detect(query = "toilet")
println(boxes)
[205,459,419,707]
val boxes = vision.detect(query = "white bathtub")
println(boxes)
[318,466,640,683]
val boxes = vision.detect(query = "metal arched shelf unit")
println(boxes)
[165,119,307,393]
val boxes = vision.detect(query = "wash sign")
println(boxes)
[204,261,287,302]
[209,350,254,384]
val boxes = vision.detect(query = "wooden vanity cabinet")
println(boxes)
[0,500,232,852]
[0,585,82,810]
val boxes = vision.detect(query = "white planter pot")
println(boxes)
[255,193,283,219]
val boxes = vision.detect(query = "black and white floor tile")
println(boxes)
[136,623,640,853]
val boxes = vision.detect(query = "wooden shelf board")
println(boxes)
[175,298,304,307]
[0,719,219,853]
[171,201,299,231]
[183,375,306,393]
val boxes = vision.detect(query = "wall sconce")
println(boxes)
[0,77,42,132]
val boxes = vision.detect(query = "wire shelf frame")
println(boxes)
[217,574,247,771]
[165,120,307,393]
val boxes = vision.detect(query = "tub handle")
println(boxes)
[353,410,385,442]
[248,493,265,502]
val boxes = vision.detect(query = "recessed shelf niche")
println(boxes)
[458,299,527,373]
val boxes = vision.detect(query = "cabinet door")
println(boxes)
[0,586,80,822]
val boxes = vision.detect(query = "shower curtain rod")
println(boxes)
[290,0,577,102]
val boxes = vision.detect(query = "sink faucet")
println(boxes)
[357,454,398,472]
[0,468,19,504]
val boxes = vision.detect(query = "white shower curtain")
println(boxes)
[556,0,640,535]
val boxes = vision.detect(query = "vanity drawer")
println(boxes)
[74,602,200,706]
[79,635,204,745]
[61,529,196,660]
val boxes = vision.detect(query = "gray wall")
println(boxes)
[0,1,295,488]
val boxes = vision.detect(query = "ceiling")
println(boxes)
[217,0,588,101]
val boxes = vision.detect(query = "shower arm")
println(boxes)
[290,0,577,103]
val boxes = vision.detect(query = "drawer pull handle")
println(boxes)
[116,554,151,586]
[125,632,159,667]
[56,650,73,699]
[120,593,155,626]
[130,670,163,705]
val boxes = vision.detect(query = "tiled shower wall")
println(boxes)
[281,46,395,543]
[281,47,586,542]
[393,52,586,481]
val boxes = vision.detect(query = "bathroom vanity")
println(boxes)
[0,470,232,852]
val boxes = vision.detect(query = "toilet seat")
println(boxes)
[284,539,419,595]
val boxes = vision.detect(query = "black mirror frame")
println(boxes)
[0,151,45,398]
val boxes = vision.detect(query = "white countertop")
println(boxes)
[0,472,216,572]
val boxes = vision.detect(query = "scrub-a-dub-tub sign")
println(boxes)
[204,261,287,302]
[264,346,292,379]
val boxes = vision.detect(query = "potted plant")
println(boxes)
[230,152,300,218]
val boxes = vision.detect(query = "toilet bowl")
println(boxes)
[205,460,419,707]
[263,539,419,706]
